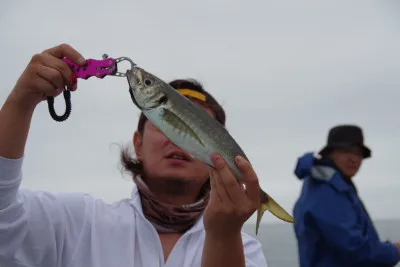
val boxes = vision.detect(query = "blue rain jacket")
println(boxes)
[292,152,399,267]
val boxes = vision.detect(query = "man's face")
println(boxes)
[329,146,363,178]
[133,101,215,187]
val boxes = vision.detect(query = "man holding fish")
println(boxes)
[0,44,273,266]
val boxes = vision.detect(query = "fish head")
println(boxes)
[126,67,168,110]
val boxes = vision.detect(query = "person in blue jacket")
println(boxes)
[292,124,400,267]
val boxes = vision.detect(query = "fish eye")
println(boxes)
[144,79,153,86]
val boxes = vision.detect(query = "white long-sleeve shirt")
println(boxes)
[0,156,268,267]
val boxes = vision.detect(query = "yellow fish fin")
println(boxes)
[255,192,295,235]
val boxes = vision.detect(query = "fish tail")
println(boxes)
[255,201,269,235]
[255,190,295,235]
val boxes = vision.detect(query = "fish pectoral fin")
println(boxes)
[161,108,204,146]
[255,193,295,235]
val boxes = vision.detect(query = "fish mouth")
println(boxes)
[126,68,145,110]
[126,67,142,88]
[165,150,193,162]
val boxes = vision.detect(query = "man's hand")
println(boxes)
[203,153,260,238]
[201,153,262,267]
[9,43,85,110]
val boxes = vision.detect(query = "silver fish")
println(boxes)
[126,66,294,234]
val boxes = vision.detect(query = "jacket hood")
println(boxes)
[294,152,338,181]
[294,152,315,180]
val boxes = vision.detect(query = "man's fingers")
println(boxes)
[40,52,76,90]
[209,170,222,202]
[211,168,234,205]
[37,66,64,92]
[43,43,86,66]
[211,153,246,204]
[235,155,260,206]
[32,75,63,98]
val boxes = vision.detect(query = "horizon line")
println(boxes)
[244,217,400,226]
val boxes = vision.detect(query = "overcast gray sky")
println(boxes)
[1,0,399,225]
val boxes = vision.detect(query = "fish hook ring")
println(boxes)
[111,56,137,77]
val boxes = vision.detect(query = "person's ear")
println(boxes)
[133,131,143,160]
